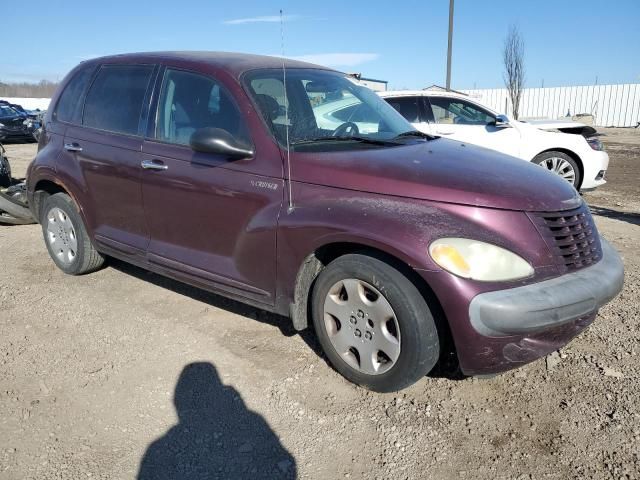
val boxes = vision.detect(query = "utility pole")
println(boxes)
[446,0,454,90]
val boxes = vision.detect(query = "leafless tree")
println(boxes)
[0,80,59,98]
[503,25,525,119]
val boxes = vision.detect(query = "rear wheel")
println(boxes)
[532,151,581,189]
[40,193,105,275]
[311,254,440,392]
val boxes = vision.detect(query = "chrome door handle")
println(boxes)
[64,142,83,152]
[141,159,168,171]
[436,131,453,135]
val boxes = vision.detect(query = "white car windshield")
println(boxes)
[245,69,420,149]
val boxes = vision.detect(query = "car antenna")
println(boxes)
[280,9,294,212]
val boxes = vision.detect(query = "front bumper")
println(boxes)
[451,237,623,374]
[0,127,34,142]
[580,150,609,190]
[469,238,623,337]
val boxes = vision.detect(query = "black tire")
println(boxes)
[0,149,10,188]
[311,254,440,392]
[40,193,105,275]
[532,151,581,189]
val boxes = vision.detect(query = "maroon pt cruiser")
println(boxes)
[27,52,624,392]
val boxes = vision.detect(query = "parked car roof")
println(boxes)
[379,89,471,99]
[82,51,334,78]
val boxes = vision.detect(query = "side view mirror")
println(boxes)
[493,114,511,128]
[190,128,254,160]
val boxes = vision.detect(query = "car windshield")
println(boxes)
[245,69,418,150]
[0,106,18,117]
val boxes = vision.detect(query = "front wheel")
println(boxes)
[532,151,581,189]
[311,254,440,392]
[40,193,105,275]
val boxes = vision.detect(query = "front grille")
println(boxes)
[529,203,602,273]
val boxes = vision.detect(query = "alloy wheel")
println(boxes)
[538,156,576,185]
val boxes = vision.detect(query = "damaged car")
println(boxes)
[0,104,38,142]
[27,52,623,392]
[380,90,608,191]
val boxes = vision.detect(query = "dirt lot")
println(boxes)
[1,129,639,479]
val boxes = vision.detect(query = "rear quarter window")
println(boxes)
[54,66,95,124]
[83,65,154,136]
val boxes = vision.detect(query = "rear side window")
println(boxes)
[54,66,95,124]
[83,65,154,136]
[155,69,249,146]
[386,97,422,123]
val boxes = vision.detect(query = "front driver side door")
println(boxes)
[427,96,522,158]
[141,68,284,305]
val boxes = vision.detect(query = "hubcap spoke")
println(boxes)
[366,296,395,324]
[374,325,401,362]
[68,229,78,251]
[324,291,352,320]
[49,234,64,252]
[329,326,354,356]
[342,278,366,305]
[357,344,379,375]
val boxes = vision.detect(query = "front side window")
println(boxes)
[428,97,495,126]
[246,69,417,150]
[54,65,95,124]
[155,69,249,146]
[83,64,154,135]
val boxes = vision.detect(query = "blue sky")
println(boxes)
[3,0,639,89]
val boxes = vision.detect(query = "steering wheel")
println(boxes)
[332,122,360,137]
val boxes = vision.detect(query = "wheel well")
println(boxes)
[32,180,68,221]
[291,242,459,373]
[535,148,584,190]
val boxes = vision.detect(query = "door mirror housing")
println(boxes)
[189,128,254,160]
[493,114,511,128]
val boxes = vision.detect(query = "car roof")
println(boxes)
[82,51,335,78]
[379,89,470,99]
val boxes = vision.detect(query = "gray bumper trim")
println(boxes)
[469,237,624,337]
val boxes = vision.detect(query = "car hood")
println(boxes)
[520,119,596,136]
[524,119,586,129]
[0,115,26,126]
[291,138,581,212]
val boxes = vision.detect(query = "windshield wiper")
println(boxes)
[392,130,437,140]
[292,136,400,146]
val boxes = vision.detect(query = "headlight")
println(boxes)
[429,238,534,281]
[586,137,604,151]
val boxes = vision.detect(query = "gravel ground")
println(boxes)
[1,129,638,479]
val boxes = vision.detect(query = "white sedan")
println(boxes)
[378,90,608,191]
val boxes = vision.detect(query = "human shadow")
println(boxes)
[590,205,640,226]
[137,362,297,480]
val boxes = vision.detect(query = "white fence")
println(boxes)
[461,84,640,127]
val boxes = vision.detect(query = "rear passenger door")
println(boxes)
[384,96,433,135]
[62,64,156,256]
[141,68,283,305]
